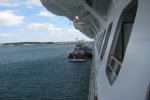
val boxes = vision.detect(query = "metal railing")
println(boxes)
[110,56,122,66]
[108,55,122,78]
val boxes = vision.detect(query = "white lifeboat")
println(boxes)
[73,16,84,30]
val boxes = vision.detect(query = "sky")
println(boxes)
[0,0,92,43]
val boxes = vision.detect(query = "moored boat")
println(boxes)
[69,50,87,62]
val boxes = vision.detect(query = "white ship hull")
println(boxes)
[40,0,150,100]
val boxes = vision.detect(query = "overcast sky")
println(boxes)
[0,0,92,43]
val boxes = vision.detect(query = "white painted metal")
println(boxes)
[40,0,150,100]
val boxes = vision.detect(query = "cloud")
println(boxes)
[38,11,56,18]
[0,33,12,38]
[23,23,61,34]
[68,29,80,33]
[0,10,25,26]
[23,0,42,8]
[0,0,19,7]
[0,32,92,43]
[0,0,42,8]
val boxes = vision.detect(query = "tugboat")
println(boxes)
[68,40,87,62]
[68,50,87,62]
[68,40,92,62]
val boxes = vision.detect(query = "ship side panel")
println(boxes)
[96,0,150,100]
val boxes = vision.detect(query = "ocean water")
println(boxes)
[0,44,91,100]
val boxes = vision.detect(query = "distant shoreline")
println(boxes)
[0,41,93,46]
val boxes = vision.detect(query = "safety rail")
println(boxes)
[107,56,122,84]
[108,64,118,78]
[110,55,122,66]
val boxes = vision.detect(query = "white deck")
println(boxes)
[69,58,86,62]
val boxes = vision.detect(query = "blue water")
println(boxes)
[0,44,91,100]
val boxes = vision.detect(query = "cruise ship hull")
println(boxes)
[40,0,150,100]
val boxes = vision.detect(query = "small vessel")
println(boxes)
[68,41,87,62]
[68,50,87,62]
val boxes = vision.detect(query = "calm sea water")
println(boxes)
[0,44,91,100]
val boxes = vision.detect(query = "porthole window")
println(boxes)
[100,22,113,60]
[106,1,138,85]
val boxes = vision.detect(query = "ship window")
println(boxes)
[100,22,113,60]
[98,29,106,54]
[146,84,150,100]
[148,91,150,100]
[106,1,138,85]
[97,33,102,51]
[86,0,92,7]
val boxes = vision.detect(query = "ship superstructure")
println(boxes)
[40,0,150,100]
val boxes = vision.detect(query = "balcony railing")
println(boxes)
[107,55,122,84]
